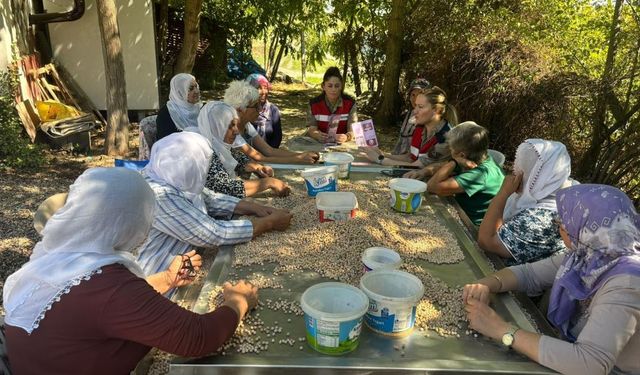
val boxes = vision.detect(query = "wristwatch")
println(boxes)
[501,324,520,348]
[376,154,385,164]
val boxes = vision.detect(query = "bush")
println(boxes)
[0,68,44,169]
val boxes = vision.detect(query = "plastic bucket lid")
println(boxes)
[301,282,369,322]
[324,152,355,164]
[362,247,402,270]
[300,165,338,177]
[316,192,358,211]
[388,178,427,194]
[360,270,424,304]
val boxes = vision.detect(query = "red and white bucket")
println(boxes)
[315,192,358,222]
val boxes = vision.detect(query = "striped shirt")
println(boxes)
[136,178,253,276]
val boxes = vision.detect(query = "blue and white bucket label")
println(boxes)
[304,174,337,196]
[365,299,416,334]
[305,314,363,354]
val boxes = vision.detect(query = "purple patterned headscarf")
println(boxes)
[548,184,640,341]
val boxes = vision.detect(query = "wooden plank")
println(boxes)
[39,77,60,101]
[15,99,40,142]
[53,63,108,129]
[48,64,81,109]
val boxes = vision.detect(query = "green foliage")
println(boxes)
[0,67,43,169]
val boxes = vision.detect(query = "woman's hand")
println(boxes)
[362,146,383,162]
[256,164,274,177]
[295,151,319,164]
[404,169,427,180]
[235,200,273,217]
[268,178,291,197]
[462,283,491,305]
[335,133,349,143]
[222,280,259,320]
[499,171,524,195]
[465,297,510,341]
[245,162,274,177]
[166,250,202,289]
[453,154,478,170]
[267,209,293,231]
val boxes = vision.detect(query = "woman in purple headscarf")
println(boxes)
[246,74,283,148]
[462,184,640,375]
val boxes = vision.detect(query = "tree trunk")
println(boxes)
[576,0,623,179]
[342,14,355,85]
[267,31,280,72]
[96,0,129,156]
[373,0,406,129]
[270,41,286,82]
[174,0,203,73]
[349,29,362,96]
[263,31,268,74]
[269,13,294,81]
[158,0,168,59]
[342,48,349,86]
[300,31,306,83]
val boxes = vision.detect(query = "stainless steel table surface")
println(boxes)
[170,166,557,374]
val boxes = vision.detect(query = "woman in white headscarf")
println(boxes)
[478,139,577,265]
[3,167,259,374]
[156,73,202,140]
[136,131,293,276]
[190,101,290,198]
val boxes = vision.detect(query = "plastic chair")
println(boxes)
[114,159,149,172]
[488,149,505,168]
[33,193,68,235]
[138,115,157,161]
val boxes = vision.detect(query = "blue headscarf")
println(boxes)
[548,184,640,341]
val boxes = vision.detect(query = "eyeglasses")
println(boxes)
[249,102,261,110]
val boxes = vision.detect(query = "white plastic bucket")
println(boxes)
[388,178,427,214]
[361,247,402,272]
[300,166,339,197]
[316,192,358,222]
[301,282,369,355]
[360,270,424,337]
[324,152,355,179]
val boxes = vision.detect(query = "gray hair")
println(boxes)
[223,80,259,110]
[446,121,489,163]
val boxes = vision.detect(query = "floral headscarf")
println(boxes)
[246,73,272,90]
[548,184,640,341]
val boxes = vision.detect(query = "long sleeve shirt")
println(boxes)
[204,150,246,199]
[136,178,253,276]
[5,264,239,375]
[510,253,640,375]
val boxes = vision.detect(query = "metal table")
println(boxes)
[170,166,557,374]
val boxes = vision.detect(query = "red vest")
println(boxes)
[409,123,452,161]
[309,94,355,134]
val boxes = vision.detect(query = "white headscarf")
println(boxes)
[503,139,576,220]
[166,73,202,130]
[3,168,155,334]
[143,132,212,213]
[196,101,239,178]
